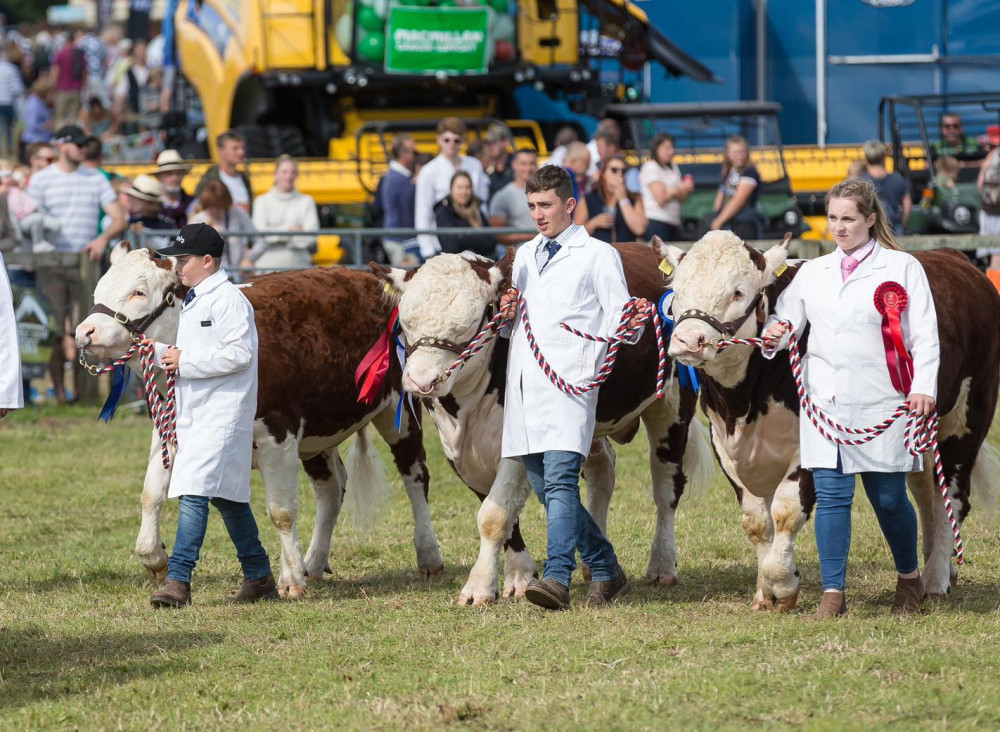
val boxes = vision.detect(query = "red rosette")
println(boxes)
[874,281,908,315]
[873,281,913,395]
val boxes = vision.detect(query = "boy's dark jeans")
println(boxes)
[166,495,272,583]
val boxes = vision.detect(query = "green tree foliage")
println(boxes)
[2,0,60,25]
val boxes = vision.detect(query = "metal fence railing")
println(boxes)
[6,230,1000,406]
[133,227,541,270]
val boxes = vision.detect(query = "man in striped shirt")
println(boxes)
[26,124,126,403]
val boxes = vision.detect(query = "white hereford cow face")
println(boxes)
[660,231,790,367]
[373,250,513,397]
[74,243,181,360]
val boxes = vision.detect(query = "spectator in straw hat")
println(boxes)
[122,173,174,249]
[154,149,194,228]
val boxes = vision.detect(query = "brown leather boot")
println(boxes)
[891,575,923,614]
[808,591,847,620]
[581,570,632,608]
[150,579,191,608]
[524,577,570,610]
[225,573,279,604]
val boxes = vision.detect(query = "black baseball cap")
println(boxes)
[53,125,89,146]
[159,223,225,257]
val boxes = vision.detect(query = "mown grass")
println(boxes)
[2,405,1000,730]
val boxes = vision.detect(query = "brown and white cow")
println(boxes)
[661,231,1000,607]
[373,245,715,606]
[75,244,443,596]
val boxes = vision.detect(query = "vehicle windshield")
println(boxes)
[884,95,1000,183]
[629,112,788,189]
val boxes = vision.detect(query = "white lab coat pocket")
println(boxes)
[544,328,593,384]
[841,360,901,406]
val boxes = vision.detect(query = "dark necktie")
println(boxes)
[184,288,196,306]
[544,239,561,267]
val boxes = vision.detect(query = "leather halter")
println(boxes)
[404,303,495,358]
[673,291,765,339]
[88,287,181,336]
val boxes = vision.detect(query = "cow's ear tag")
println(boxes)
[773,262,788,278]
[383,282,397,297]
[658,260,674,277]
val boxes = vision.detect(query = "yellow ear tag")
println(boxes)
[658,260,674,277]
[383,282,396,296]
[774,262,788,278]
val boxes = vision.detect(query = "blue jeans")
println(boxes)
[812,454,918,592]
[522,451,621,587]
[166,495,272,583]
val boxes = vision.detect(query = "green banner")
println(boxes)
[385,7,489,75]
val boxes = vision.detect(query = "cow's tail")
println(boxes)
[679,418,715,504]
[970,440,1000,520]
[344,426,391,536]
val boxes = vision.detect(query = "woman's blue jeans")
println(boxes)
[812,454,918,592]
[521,451,621,587]
[166,495,272,583]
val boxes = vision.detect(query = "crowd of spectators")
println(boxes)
[3,125,320,403]
[0,20,175,166]
[381,114,711,265]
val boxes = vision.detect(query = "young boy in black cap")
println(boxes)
[147,222,276,608]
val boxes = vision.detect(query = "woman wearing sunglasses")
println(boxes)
[576,156,648,243]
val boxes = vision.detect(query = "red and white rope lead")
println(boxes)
[84,337,178,469]
[434,288,667,398]
[717,322,963,564]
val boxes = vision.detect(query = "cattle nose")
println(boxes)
[75,323,97,348]
[671,330,706,354]
[405,370,438,396]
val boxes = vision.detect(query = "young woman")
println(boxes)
[577,157,648,243]
[710,135,762,240]
[433,170,495,257]
[188,179,262,278]
[763,178,940,618]
[251,155,320,270]
[640,133,693,241]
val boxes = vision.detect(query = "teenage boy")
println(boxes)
[499,165,648,610]
[147,222,276,608]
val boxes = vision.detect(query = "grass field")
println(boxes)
[2,405,1000,730]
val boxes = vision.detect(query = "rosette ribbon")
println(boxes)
[355,307,399,405]
[874,281,914,395]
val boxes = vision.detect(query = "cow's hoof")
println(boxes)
[146,565,168,583]
[501,579,531,599]
[420,563,445,580]
[646,572,678,587]
[924,592,949,602]
[752,595,776,611]
[776,592,799,612]
[457,587,497,607]
[279,584,306,599]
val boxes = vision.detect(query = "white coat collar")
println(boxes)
[821,239,887,283]
[184,269,228,308]
[531,223,587,275]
